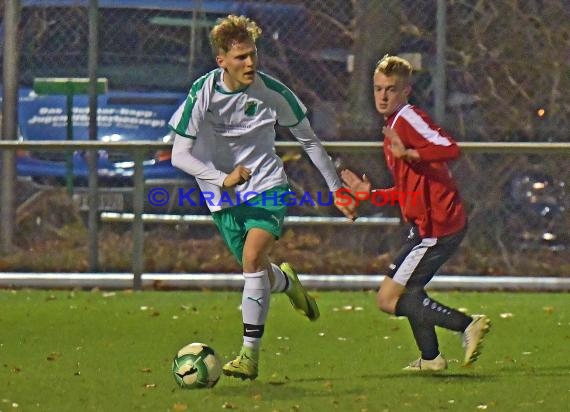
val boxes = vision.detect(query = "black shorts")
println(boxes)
[386,225,467,289]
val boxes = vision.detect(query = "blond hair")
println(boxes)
[209,15,262,54]
[374,54,413,83]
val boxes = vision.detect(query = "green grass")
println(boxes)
[1,290,569,412]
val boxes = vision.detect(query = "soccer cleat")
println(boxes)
[403,354,448,372]
[222,347,259,380]
[462,314,491,366]
[280,262,320,321]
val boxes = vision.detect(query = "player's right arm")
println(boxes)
[221,165,252,187]
[340,169,371,194]
[171,135,251,188]
[171,135,228,186]
[341,169,396,201]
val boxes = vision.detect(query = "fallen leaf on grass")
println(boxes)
[172,403,188,411]
[143,383,156,388]
[268,372,289,385]
[47,352,61,361]
[542,306,554,314]
[222,402,238,409]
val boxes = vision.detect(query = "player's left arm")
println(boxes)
[412,129,461,162]
[289,118,357,220]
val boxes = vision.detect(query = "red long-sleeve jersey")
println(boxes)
[376,104,467,238]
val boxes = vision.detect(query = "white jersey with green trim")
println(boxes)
[169,68,337,212]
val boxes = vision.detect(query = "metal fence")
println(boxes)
[1,1,569,282]
[1,140,569,282]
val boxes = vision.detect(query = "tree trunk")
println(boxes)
[344,0,400,138]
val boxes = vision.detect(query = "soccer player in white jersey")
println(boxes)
[169,15,356,381]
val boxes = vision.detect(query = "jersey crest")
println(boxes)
[244,101,258,116]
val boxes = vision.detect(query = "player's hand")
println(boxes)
[333,188,358,221]
[341,169,371,194]
[383,126,420,162]
[223,165,252,188]
[383,126,406,158]
[338,168,373,221]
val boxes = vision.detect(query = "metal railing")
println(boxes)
[1,140,570,289]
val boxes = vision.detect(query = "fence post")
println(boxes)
[0,0,21,255]
[132,149,144,290]
[87,0,100,271]
[434,0,447,125]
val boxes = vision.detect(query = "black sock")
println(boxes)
[396,290,440,360]
[417,291,472,332]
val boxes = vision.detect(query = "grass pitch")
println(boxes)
[1,289,568,411]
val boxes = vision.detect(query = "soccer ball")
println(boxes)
[172,342,222,389]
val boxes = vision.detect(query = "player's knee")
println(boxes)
[242,250,265,272]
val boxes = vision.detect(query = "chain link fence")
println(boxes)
[1,0,569,276]
[6,0,568,140]
[3,144,569,276]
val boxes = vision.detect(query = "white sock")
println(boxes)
[270,263,289,293]
[242,270,270,349]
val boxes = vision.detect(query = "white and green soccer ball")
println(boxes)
[172,342,222,389]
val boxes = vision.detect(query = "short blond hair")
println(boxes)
[209,15,262,54]
[374,54,413,83]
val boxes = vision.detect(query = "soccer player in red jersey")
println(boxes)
[341,55,490,371]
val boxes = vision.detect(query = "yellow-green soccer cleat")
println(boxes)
[222,347,259,380]
[462,314,491,366]
[280,262,320,321]
[403,354,448,372]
